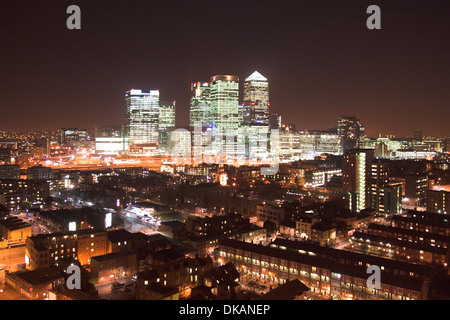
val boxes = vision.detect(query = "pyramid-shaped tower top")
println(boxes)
[245,71,267,82]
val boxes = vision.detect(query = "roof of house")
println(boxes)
[91,251,136,262]
[261,279,309,300]
[10,269,64,286]
[160,220,187,229]
[368,223,450,242]
[350,231,448,255]
[146,283,178,296]
[107,228,135,243]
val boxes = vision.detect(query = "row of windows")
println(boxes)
[219,249,422,297]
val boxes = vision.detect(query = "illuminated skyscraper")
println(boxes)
[158,101,176,153]
[210,75,240,131]
[338,116,365,153]
[189,82,211,128]
[243,71,270,125]
[342,149,374,212]
[125,89,160,147]
[210,75,243,161]
[241,72,271,162]
[158,101,175,130]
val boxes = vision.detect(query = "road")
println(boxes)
[121,213,159,234]
[94,276,136,300]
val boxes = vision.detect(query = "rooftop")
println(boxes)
[245,71,268,82]
[91,251,136,262]
[10,269,64,286]
[261,279,309,300]
[160,220,186,229]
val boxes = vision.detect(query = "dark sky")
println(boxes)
[1,0,449,137]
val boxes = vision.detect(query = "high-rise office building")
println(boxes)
[243,71,269,125]
[95,126,125,156]
[158,101,175,130]
[125,89,160,148]
[189,82,211,128]
[158,101,176,153]
[338,116,365,153]
[210,75,242,161]
[241,71,271,162]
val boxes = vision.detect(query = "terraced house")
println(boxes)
[215,238,431,300]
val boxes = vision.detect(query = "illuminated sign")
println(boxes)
[105,213,112,228]
[195,207,207,216]
[68,221,77,231]
[219,173,228,186]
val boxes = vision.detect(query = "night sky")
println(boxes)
[1,0,449,137]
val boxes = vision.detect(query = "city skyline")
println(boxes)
[0,1,449,137]
[2,1,450,304]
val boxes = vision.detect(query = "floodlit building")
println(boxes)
[190,82,211,128]
[95,137,126,156]
[210,75,242,161]
[343,149,374,212]
[158,101,176,153]
[243,71,270,125]
[125,89,160,151]
[216,238,430,300]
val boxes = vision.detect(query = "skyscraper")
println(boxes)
[125,89,160,148]
[210,75,242,161]
[158,101,176,130]
[189,82,211,128]
[243,71,270,125]
[158,101,176,153]
[338,116,365,154]
[241,71,271,162]
[210,75,240,131]
[342,149,374,212]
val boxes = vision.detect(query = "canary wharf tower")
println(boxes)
[242,71,270,161]
[243,71,269,125]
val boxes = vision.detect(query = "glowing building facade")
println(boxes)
[343,149,374,212]
[125,89,160,149]
[158,101,176,153]
[243,71,270,125]
[189,82,211,128]
[210,75,243,161]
